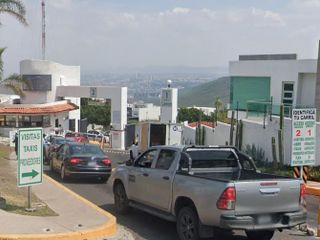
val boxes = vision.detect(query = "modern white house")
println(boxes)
[229,54,317,117]
[0,60,81,136]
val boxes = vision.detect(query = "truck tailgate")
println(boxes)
[234,179,301,216]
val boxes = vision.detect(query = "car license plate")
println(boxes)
[257,215,272,225]
[88,161,95,166]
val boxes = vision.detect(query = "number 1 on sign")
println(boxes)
[307,129,312,136]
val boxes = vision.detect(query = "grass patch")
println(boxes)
[0,144,57,217]
[5,202,58,217]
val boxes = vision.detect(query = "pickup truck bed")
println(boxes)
[192,170,289,182]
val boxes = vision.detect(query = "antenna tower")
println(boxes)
[41,0,46,60]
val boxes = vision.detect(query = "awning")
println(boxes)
[0,102,79,115]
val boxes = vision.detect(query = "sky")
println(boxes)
[1,0,320,75]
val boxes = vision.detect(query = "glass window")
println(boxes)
[155,150,176,170]
[0,116,5,126]
[6,116,16,127]
[135,149,157,168]
[186,149,238,168]
[43,115,50,127]
[283,83,294,91]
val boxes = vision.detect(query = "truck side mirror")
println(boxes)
[126,159,133,166]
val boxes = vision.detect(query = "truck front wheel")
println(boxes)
[114,183,130,214]
[177,206,200,240]
[245,230,275,240]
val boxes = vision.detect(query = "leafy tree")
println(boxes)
[81,99,111,128]
[178,107,212,123]
[0,0,27,26]
[0,0,28,96]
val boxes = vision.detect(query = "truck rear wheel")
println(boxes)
[177,206,200,240]
[114,183,130,214]
[246,230,274,240]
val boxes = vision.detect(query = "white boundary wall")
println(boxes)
[183,117,320,166]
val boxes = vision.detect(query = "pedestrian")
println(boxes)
[129,141,139,160]
[13,133,18,156]
[58,124,64,135]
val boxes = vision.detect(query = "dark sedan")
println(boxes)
[50,142,112,182]
[47,136,75,163]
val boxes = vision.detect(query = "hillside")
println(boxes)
[178,76,230,107]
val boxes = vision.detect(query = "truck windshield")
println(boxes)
[186,150,238,168]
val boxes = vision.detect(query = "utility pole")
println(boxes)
[42,0,46,60]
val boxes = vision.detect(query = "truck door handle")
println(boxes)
[143,173,149,177]
[163,176,170,180]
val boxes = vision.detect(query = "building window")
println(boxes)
[282,82,294,116]
[18,116,31,127]
[6,116,17,127]
[0,116,5,126]
[43,115,50,127]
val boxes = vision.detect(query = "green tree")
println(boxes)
[81,99,111,129]
[178,107,211,123]
[0,0,28,96]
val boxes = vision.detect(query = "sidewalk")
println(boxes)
[0,174,120,240]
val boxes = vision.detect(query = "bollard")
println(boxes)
[318,201,320,237]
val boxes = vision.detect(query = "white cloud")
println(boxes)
[172,7,191,14]
[1,1,320,74]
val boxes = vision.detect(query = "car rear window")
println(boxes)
[70,144,105,155]
[186,149,238,168]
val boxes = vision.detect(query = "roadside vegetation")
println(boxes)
[81,98,111,130]
[245,144,320,181]
[0,144,57,216]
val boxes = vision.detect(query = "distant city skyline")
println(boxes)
[1,0,320,75]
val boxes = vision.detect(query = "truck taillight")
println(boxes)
[217,187,236,210]
[300,183,306,205]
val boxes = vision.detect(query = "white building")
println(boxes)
[130,103,160,122]
[229,54,317,117]
[0,60,80,136]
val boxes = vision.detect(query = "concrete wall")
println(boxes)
[138,105,160,122]
[199,117,320,166]
[20,60,80,104]
[229,59,317,106]
[204,122,233,146]
[297,73,316,107]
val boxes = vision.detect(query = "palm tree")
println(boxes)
[0,0,28,96]
[0,0,27,26]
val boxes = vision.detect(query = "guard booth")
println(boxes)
[129,122,182,152]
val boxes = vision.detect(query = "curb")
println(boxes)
[0,175,117,240]
[306,185,320,197]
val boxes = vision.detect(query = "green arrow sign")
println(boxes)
[22,169,39,179]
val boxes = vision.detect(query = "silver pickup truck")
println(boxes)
[109,146,306,240]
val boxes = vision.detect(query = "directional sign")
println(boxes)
[291,108,316,166]
[18,128,43,187]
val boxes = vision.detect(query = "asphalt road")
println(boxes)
[45,151,317,240]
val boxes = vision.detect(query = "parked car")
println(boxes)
[65,132,88,143]
[47,136,75,162]
[86,133,104,146]
[87,130,109,144]
[109,145,306,240]
[43,134,63,164]
[50,142,112,182]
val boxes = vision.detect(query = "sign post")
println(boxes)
[17,128,43,211]
[291,108,316,167]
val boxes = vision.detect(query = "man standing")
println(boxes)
[13,133,18,156]
[130,141,139,160]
